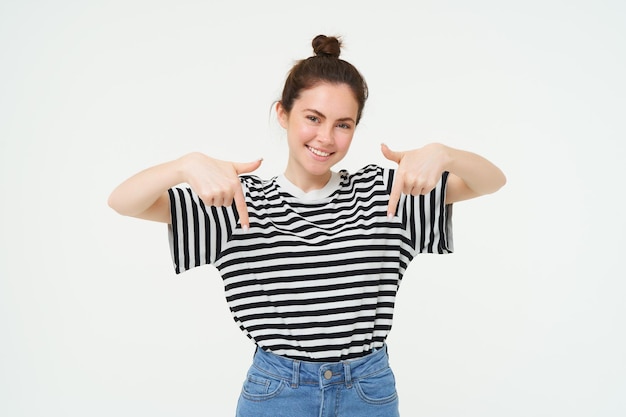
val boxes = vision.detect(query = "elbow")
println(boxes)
[477,170,507,198]
[107,194,121,215]
[485,170,506,196]
[473,169,507,197]
[493,170,507,193]
[107,192,129,216]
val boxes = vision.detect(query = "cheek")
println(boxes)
[336,132,354,151]
[295,124,317,139]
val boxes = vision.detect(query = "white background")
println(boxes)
[1,1,625,416]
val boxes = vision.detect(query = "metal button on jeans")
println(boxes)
[324,370,333,380]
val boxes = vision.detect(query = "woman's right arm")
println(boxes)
[107,152,262,226]
[107,157,183,223]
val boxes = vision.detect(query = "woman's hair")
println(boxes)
[280,35,369,124]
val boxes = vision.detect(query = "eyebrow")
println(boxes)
[304,109,356,124]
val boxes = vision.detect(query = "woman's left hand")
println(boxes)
[381,143,450,218]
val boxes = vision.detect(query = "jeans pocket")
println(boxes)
[354,367,399,405]
[240,369,286,401]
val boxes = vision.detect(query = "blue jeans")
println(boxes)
[236,345,400,417]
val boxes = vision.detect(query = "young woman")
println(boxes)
[108,34,506,417]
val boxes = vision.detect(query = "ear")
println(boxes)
[276,101,289,129]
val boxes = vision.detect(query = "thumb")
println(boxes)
[233,158,263,175]
[381,143,403,164]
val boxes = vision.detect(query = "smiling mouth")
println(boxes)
[306,145,332,157]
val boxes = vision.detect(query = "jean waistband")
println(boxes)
[251,345,390,389]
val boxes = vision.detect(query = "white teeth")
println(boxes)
[307,146,330,157]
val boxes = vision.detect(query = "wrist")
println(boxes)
[425,142,453,171]
[175,152,205,185]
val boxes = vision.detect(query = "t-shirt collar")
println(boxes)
[275,171,341,201]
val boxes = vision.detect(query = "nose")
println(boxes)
[317,123,334,144]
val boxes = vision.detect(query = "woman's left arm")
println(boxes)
[440,145,507,204]
[382,143,506,214]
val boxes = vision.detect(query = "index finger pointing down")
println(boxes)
[387,176,403,219]
[233,184,250,231]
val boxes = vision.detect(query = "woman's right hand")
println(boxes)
[179,152,263,230]
[108,152,262,227]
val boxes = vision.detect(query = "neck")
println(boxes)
[283,169,332,193]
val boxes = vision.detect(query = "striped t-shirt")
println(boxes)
[168,164,453,361]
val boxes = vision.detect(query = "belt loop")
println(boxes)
[291,360,300,388]
[343,361,352,388]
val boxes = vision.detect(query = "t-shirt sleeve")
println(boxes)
[384,168,454,255]
[167,187,239,274]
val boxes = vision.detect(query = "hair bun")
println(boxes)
[312,34,341,58]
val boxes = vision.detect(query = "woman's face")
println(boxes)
[277,82,359,191]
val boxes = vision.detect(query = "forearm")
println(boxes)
[443,145,506,201]
[108,157,185,220]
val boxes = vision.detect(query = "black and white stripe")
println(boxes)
[168,164,452,361]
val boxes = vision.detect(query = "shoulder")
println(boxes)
[340,164,386,180]
[239,174,281,201]
[338,164,391,192]
[239,174,275,189]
